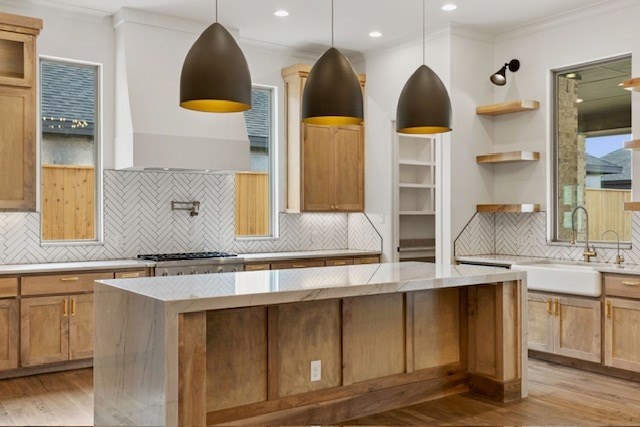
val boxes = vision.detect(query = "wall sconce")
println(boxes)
[171,201,201,217]
[490,59,520,86]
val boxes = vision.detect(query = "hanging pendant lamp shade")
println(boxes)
[180,22,252,113]
[396,65,452,134]
[302,47,363,125]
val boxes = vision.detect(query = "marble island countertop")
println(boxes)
[456,254,640,276]
[96,262,524,312]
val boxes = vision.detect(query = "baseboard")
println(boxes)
[529,350,640,382]
[0,358,92,380]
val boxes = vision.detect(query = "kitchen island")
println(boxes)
[93,262,527,426]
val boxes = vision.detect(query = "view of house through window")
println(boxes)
[40,58,99,241]
[235,86,275,237]
[554,56,632,243]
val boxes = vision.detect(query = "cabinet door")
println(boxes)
[302,124,334,211]
[21,296,69,366]
[0,30,35,87]
[527,293,554,353]
[604,297,640,372]
[69,294,94,360]
[333,126,364,212]
[554,296,601,363]
[0,86,35,211]
[0,299,18,371]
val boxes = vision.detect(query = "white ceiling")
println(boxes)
[19,0,614,53]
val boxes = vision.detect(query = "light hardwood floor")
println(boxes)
[2,359,640,426]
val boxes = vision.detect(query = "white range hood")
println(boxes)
[113,9,250,171]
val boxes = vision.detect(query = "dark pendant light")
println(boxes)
[180,0,252,113]
[490,59,520,86]
[396,0,451,134]
[302,0,363,126]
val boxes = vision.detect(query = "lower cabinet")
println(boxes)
[20,293,93,367]
[0,299,19,371]
[603,297,640,372]
[528,292,601,363]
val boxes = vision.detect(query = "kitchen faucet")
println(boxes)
[602,230,624,265]
[571,206,597,263]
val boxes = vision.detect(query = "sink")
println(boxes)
[512,262,602,297]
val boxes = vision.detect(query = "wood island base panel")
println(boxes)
[93,262,527,427]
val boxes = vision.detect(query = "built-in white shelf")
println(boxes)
[399,160,435,167]
[399,210,435,216]
[399,183,435,189]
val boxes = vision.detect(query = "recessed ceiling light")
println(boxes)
[274,10,289,17]
[576,98,584,103]
[441,4,457,11]
[369,31,383,38]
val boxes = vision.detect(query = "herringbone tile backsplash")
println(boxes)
[455,211,640,264]
[0,170,381,265]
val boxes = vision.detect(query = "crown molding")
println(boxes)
[494,0,640,43]
[0,0,109,21]
[239,38,322,62]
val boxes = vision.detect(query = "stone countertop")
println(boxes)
[0,259,154,276]
[0,249,381,276]
[96,262,525,312]
[241,249,381,262]
[456,254,640,276]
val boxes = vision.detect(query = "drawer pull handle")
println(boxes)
[606,301,612,319]
[120,273,140,278]
[546,298,552,315]
[62,299,68,316]
[71,297,76,316]
[292,265,307,268]
[60,277,79,282]
[622,281,640,286]
[333,261,348,265]
[554,299,560,317]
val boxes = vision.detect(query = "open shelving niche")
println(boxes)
[475,99,542,212]
[394,133,436,262]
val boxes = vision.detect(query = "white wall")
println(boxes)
[491,2,640,210]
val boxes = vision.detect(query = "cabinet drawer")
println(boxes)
[354,256,380,265]
[245,264,271,272]
[270,260,325,270]
[0,278,18,298]
[114,270,148,279]
[22,272,113,296]
[325,258,354,267]
[604,274,640,299]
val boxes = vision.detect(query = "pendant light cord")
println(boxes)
[422,0,425,65]
[331,0,334,47]
[215,0,218,22]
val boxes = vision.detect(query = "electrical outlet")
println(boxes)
[310,360,321,382]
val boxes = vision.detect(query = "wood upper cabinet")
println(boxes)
[302,124,364,212]
[283,64,365,213]
[0,298,18,371]
[527,292,601,363]
[21,296,69,367]
[0,13,41,212]
[604,297,640,372]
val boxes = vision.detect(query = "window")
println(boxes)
[40,58,101,242]
[553,56,631,243]
[235,85,277,237]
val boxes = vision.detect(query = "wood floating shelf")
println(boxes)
[477,204,540,213]
[621,77,640,92]
[624,140,640,150]
[476,100,540,116]
[624,202,640,211]
[476,151,540,164]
